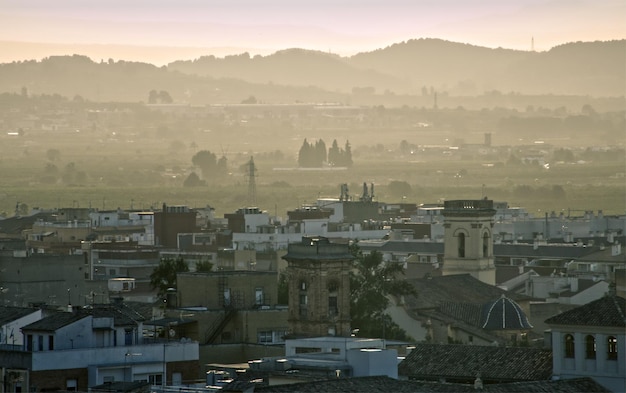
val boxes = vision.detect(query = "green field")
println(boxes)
[1,123,624,218]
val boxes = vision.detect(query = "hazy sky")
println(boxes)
[1,0,624,62]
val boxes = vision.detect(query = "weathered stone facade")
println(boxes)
[283,237,353,337]
[442,199,496,285]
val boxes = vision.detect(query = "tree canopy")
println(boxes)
[149,257,189,297]
[297,138,352,168]
[350,245,416,341]
[191,150,228,180]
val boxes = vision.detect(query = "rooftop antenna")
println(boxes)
[246,156,257,206]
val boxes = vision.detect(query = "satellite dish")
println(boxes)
[169,329,176,338]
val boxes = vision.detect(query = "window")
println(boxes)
[124,329,133,346]
[38,335,43,351]
[328,295,338,317]
[564,334,575,358]
[26,334,33,351]
[148,374,163,385]
[66,379,77,392]
[585,335,596,359]
[49,335,54,351]
[608,336,618,360]
[258,330,272,343]
[223,288,231,306]
[255,288,264,305]
[482,232,489,257]
[458,233,465,258]
[299,281,308,318]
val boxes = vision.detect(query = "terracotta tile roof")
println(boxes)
[437,301,483,326]
[0,306,39,325]
[254,376,609,392]
[22,310,88,331]
[0,213,49,235]
[398,344,553,382]
[405,274,532,311]
[437,295,532,331]
[22,302,146,332]
[544,295,626,327]
[91,304,145,326]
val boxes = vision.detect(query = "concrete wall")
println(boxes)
[0,254,108,308]
[177,271,278,309]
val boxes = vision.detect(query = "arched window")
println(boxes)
[585,335,596,359]
[458,233,465,258]
[607,336,618,360]
[299,280,308,318]
[327,280,339,317]
[482,232,489,257]
[564,334,575,358]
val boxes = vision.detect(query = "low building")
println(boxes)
[0,303,199,391]
[245,336,399,385]
[545,291,626,392]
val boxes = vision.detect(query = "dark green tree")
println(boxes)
[315,139,327,164]
[148,90,158,104]
[343,140,353,167]
[191,150,217,179]
[183,172,205,187]
[158,90,173,104]
[388,180,412,198]
[216,155,228,174]
[350,245,416,341]
[328,139,340,166]
[297,138,311,167]
[277,270,289,305]
[149,257,189,297]
[195,259,214,273]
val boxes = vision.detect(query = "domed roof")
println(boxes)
[481,295,533,330]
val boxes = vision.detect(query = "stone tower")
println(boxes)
[282,236,353,337]
[442,199,496,285]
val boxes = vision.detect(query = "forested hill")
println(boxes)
[169,39,625,97]
[0,39,623,104]
[0,55,343,104]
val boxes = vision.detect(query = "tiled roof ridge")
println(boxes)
[544,295,626,327]
[609,294,626,323]
[451,302,482,326]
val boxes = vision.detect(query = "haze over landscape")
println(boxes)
[1,3,626,390]
[0,0,624,218]
[1,0,625,65]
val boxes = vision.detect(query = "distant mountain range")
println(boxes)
[0,38,623,103]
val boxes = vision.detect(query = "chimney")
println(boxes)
[474,373,483,390]
[611,242,621,256]
[607,231,615,243]
[608,281,617,297]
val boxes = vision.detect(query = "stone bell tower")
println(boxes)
[442,199,496,285]
[282,236,354,337]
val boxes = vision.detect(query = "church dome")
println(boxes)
[481,295,533,330]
